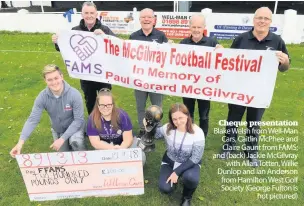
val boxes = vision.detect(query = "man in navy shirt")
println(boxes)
[129,8,168,138]
[220,7,290,167]
[180,14,222,139]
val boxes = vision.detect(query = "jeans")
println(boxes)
[51,128,86,152]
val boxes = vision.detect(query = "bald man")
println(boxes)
[180,14,222,139]
[129,8,168,138]
[220,7,290,167]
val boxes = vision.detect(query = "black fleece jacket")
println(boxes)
[54,18,116,51]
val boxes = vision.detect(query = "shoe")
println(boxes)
[137,129,146,139]
[181,197,191,206]
[181,187,194,206]
[248,157,260,167]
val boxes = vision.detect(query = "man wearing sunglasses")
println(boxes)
[220,7,290,167]
[51,1,115,114]
[10,65,86,158]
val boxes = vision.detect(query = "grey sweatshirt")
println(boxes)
[20,81,84,141]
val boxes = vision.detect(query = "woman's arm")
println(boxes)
[173,127,205,175]
[89,135,115,150]
[145,119,166,139]
[154,125,166,139]
[120,130,133,149]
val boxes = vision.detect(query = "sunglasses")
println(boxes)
[96,88,111,96]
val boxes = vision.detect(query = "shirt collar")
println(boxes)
[139,28,155,37]
[248,28,273,41]
[189,35,207,44]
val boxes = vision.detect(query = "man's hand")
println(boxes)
[168,39,174,44]
[50,138,65,151]
[214,44,224,50]
[143,118,147,130]
[51,34,59,44]
[10,140,24,158]
[276,51,289,65]
[94,29,105,35]
[166,172,179,187]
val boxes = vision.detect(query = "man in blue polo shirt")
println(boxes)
[220,7,290,167]
[129,8,168,138]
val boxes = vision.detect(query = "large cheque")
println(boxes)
[16,148,144,201]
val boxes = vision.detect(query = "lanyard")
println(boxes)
[173,129,187,158]
[101,117,113,136]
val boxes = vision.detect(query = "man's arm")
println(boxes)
[129,33,134,40]
[230,37,240,49]
[162,32,168,43]
[278,54,290,72]
[52,34,60,51]
[19,92,45,141]
[60,90,84,141]
[101,25,117,37]
[10,93,45,157]
[277,39,290,72]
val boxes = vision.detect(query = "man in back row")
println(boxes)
[10,65,85,157]
[180,14,223,139]
[220,7,290,167]
[52,1,115,115]
[129,8,168,138]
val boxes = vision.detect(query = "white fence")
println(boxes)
[0,9,303,43]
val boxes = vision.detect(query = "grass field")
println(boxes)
[0,32,303,206]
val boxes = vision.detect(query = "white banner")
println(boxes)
[58,30,279,108]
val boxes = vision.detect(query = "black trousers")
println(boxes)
[80,80,112,114]
[158,164,200,199]
[183,97,210,137]
[224,104,265,154]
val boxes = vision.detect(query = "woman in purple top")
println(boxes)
[87,88,133,149]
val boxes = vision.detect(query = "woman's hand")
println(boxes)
[166,172,179,187]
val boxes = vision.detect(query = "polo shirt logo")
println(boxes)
[266,46,274,50]
[64,104,72,111]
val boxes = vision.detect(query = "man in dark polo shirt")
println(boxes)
[220,7,290,167]
[129,8,168,138]
[180,14,223,139]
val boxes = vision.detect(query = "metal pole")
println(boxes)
[274,1,278,14]
[40,1,44,13]
[174,1,177,12]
